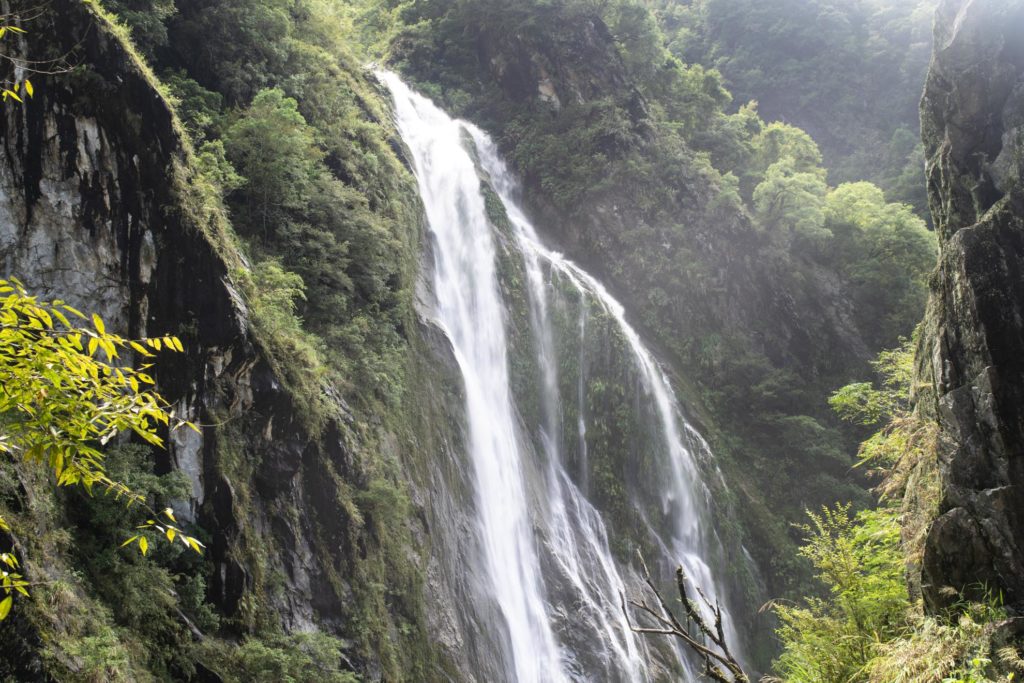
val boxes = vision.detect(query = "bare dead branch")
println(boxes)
[620,552,749,683]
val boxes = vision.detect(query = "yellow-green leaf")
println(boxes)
[129,341,153,357]
[92,314,105,336]
[139,536,149,556]
[23,80,32,98]
[0,596,11,621]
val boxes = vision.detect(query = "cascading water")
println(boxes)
[381,72,564,683]
[469,127,746,670]
[383,71,746,681]
[576,303,589,496]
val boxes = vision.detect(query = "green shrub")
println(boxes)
[199,633,360,683]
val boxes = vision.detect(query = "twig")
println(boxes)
[620,551,749,683]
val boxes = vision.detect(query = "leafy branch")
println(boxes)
[0,3,81,103]
[0,277,204,621]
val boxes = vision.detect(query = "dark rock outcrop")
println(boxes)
[0,2,467,678]
[918,0,1024,612]
[1,0,344,627]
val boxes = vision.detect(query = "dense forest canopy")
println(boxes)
[649,0,936,215]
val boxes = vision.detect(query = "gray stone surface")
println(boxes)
[918,0,1024,612]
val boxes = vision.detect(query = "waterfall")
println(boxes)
[576,302,589,496]
[469,127,745,669]
[383,71,745,681]
[381,72,565,683]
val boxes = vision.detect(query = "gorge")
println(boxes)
[385,71,746,679]
[0,0,1021,680]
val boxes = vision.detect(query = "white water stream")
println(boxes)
[383,72,743,681]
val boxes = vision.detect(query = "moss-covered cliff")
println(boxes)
[385,0,934,621]
[0,1,476,679]
[0,0,955,677]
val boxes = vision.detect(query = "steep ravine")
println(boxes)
[0,2,758,681]
[390,2,888,623]
[7,0,1001,679]
[916,0,1024,613]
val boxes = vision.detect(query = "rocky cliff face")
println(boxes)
[0,0,352,641]
[392,3,878,629]
[0,2,480,679]
[918,0,1024,612]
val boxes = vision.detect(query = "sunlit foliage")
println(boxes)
[0,277,202,620]
[0,12,34,102]
[651,0,935,214]
[773,341,1016,682]
[772,504,908,682]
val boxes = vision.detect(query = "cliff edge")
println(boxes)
[918,0,1024,612]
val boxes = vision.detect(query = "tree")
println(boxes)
[621,553,749,683]
[770,505,909,683]
[750,122,824,180]
[223,88,323,241]
[97,0,177,57]
[825,183,936,347]
[752,157,830,250]
[0,277,203,620]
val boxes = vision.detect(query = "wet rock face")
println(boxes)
[922,0,1024,242]
[918,0,1024,612]
[0,0,369,646]
[478,12,645,119]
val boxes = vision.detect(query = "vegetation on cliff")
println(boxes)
[0,279,202,621]
[650,0,935,215]
[771,338,1021,681]
[0,0,439,679]
[8,0,1012,678]
[383,0,935,619]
